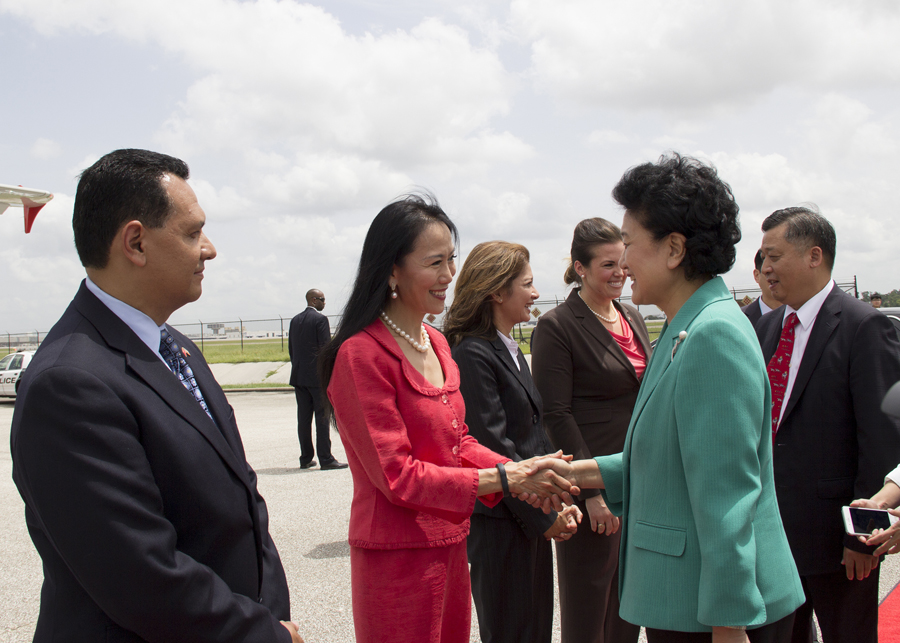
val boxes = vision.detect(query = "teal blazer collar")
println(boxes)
[631,276,733,424]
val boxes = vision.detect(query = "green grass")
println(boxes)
[221,381,291,389]
[646,321,664,342]
[196,339,290,364]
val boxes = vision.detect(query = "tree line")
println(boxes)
[862,290,900,307]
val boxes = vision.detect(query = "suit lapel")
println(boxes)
[127,343,252,487]
[627,278,732,434]
[180,337,250,464]
[628,321,675,429]
[760,314,783,363]
[74,286,251,487]
[569,290,638,381]
[780,287,841,424]
[623,304,652,360]
[490,335,540,413]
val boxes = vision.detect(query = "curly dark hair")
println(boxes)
[611,153,741,280]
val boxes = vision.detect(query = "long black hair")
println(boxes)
[318,193,459,404]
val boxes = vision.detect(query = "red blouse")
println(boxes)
[328,320,507,550]
[608,315,647,380]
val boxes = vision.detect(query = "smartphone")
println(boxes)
[842,506,899,536]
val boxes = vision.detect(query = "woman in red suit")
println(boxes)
[319,194,574,643]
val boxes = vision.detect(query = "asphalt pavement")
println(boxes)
[1,390,897,642]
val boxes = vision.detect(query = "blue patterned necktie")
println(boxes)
[159,328,213,420]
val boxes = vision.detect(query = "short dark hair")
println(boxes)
[564,218,622,285]
[318,193,459,398]
[73,149,190,269]
[611,153,741,280]
[761,206,836,270]
[754,249,764,271]
[872,293,883,300]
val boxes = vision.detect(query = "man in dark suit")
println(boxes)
[10,149,303,642]
[289,289,346,470]
[742,248,781,324]
[756,206,900,643]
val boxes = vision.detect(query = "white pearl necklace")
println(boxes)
[578,291,619,324]
[380,311,431,353]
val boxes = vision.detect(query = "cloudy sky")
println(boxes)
[2,0,899,333]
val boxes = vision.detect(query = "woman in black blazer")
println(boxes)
[445,240,582,643]
[531,218,651,643]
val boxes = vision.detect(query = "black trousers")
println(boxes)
[646,610,796,643]
[467,513,553,643]
[790,568,879,643]
[294,386,333,464]
[555,498,640,643]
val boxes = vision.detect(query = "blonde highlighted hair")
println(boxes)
[444,241,530,347]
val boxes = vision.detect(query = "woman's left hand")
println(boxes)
[585,495,619,535]
[554,504,582,541]
[863,510,900,556]
[543,505,582,541]
[711,627,749,643]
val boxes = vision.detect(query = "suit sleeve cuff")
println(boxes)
[594,454,624,517]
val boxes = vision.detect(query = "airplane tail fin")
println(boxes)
[22,199,46,233]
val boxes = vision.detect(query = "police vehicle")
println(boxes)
[0,350,35,398]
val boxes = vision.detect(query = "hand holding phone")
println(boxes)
[842,505,899,537]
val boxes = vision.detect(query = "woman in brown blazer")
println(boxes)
[531,218,651,643]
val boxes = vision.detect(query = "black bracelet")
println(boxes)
[496,462,510,497]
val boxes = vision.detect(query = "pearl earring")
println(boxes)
[391,285,398,299]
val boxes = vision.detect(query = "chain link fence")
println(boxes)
[2,278,860,356]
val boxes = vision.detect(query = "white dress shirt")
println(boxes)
[758,297,773,316]
[775,279,835,426]
[497,330,521,370]
[886,464,900,488]
[85,277,169,365]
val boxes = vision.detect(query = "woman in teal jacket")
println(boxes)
[522,154,804,643]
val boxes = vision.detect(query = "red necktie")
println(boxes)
[767,312,798,439]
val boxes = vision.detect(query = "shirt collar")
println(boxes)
[496,329,520,363]
[85,276,168,362]
[785,279,834,329]
[758,298,773,315]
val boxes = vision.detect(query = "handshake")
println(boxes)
[502,451,587,513]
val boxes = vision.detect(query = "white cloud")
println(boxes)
[510,0,900,115]
[0,193,82,331]
[249,154,414,214]
[66,154,101,183]
[2,0,532,215]
[587,129,632,147]
[4,0,900,330]
[30,138,62,160]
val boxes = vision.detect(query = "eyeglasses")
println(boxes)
[313,297,325,301]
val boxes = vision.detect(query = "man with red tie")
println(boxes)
[756,206,900,643]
